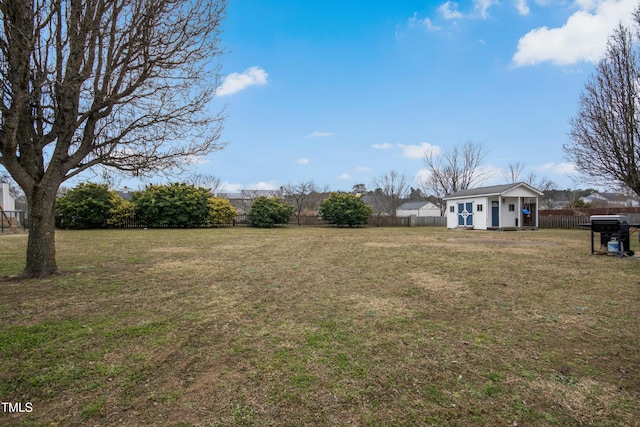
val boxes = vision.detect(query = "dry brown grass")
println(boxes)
[1,227,639,426]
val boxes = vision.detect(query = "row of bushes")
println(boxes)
[55,183,235,229]
[55,183,373,229]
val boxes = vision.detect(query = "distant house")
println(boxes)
[1,182,20,230]
[443,182,543,230]
[0,183,16,212]
[117,186,133,201]
[220,189,283,215]
[396,201,441,217]
[582,191,639,207]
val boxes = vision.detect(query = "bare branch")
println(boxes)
[0,0,227,277]
[420,141,488,211]
[501,162,524,184]
[283,181,318,225]
[1,0,227,194]
[565,20,640,197]
[372,171,412,217]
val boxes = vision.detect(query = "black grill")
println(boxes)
[590,216,628,232]
[588,215,633,256]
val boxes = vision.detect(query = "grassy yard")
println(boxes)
[1,227,639,426]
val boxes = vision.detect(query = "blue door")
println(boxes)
[457,202,473,226]
[491,201,499,227]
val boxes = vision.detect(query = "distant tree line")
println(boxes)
[55,178,632,231]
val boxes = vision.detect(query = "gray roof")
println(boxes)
[220,190,281,200]
[443,182,542,200]
[397,201,436,210]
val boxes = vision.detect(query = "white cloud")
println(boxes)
[218,181,243,193]
[513,0,637,67]
[356,166,372,172]
[438,0,498,20]
[296,157,310,165]
[217,180,280,193]
[439,1,464,19]
[372,143,394,150]
[398,142,442,159]
[254,181,279,190]
[478,164,505,184]
[576,0,598,10]
[308,131,333,138]
[534,162,577,175]
[415,168,432,184]
[217,66,268,96]
[535,162,555,171]
[408,12,441,31]
[554,162,577,175]
[514,0,530,15]
[337,173,351,180]
[474,0,498,18]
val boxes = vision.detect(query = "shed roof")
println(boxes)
[443,182,543,200]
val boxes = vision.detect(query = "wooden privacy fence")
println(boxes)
[113,214,446,228]
[538,213,640,229]
[538,216,585,229]
[51,213,638,230]
[235,214,444,227]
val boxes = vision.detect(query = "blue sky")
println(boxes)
[194,0,637,193]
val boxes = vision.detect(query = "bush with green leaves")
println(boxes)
[133,183,213,228]
[318,192,372,227]
[247,196,293,228]
[55,183,125,229]
[107,197,135,228]
[208,196,237,225]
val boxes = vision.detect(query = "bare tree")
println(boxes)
[565,17,640,197]
[283,181,317,225]
[0,0,226,277]
[372,171,411,216]
[188,173,222,194]
[501,162,525,183]
[500,162,557,207]
[420,141,488,211]
[523,172,555,192]
[522,171,557,210]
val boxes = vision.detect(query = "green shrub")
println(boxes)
[318,192,372,227]
[107,197,135,228]
[55,183,123,229]
[133,183,212,228]
[247,196,293,228]
[208,196,237,225]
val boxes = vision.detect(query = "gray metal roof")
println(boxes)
[443,182,542,200]
[397,201,435,210]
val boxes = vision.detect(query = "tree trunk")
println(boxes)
[20,186,61,278]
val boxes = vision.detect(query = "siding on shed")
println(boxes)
[443,183,542,230]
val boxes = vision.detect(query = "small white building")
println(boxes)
[0,182,16,212]
[443,183,543,230]
[396,201,441,217]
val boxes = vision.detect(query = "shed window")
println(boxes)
[450,206,455,213]
[477,204,483,212]
[509,204,515,211]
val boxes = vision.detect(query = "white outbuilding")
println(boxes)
[443,182,543,230]
[0,182,16,212]
[396,201,441,217]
